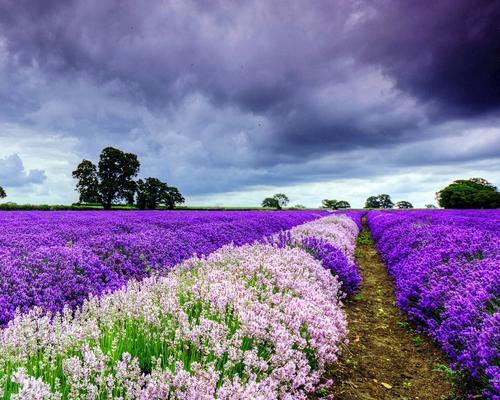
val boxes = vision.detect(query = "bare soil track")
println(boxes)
[326,220,455,400]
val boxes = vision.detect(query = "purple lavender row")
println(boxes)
[367,209,500,399]
[267,211,364,298]
[0,210,327,326]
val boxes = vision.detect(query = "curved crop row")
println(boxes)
[0,211,327,326]
[268,213,362,297]
[0,213,361,399]
[367,210,499,398]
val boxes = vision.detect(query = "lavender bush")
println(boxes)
[300,236,361,298]
[367,209,500,398]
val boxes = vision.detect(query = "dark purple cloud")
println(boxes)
[353,0,500,116]
[2,0,498,115]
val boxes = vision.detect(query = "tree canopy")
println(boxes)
[97,147,140,209]
[436,178,500,209]
[262,193,289,210]
[322,199,351,210]
[262,198,278,209]
[396,200,413,209]
[0,186,6,199]
[72,160,99,204]
[73,147,140,209]
[136,178,185,210]
[364,194,394,209]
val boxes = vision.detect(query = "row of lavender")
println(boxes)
[0,213,362,399]
[0,210,330,326]
[367,210,499,398]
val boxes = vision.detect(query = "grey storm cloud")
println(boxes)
[0,154,46,187]
[1,0,498,114]
[351,0,500,116]
[0,0,498,202]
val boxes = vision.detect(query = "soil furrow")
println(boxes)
[327,219,454,400]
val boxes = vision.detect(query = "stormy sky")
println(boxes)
[0,0,499,207]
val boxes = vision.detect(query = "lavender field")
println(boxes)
[0,210,364,399]
[0,209,498,399]
[1,0,499,397]
[0,210,331,326]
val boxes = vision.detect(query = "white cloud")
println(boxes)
[0,153,45,186]
[0,123,80,203]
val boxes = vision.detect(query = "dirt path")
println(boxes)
[327,220,454,400]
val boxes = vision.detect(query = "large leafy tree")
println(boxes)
[72,160,99,203]
[322,199,351,210]
[364,194,394,209]
[436,178,500,209]
[378,194,394,209]
[136,177,185,210]
[364,196,380,208]
[262,197,279,209]
[0,186,6,199]
[262,193,289,210]
[163,186,185,210]
[98,147,140,209]
[73,147,140,209]
[273,193,289,209]
[396,200,413,209]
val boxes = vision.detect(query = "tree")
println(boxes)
[425,204,437,209]
[436,178,500,209]
[97,147,140,209]
[322,199,351,209]
[322,199,335,209]
[396,200,413,209]
[364,196,380,208]
[163,186,185,210]
[0,186,6,199]
[72,160,99,203]
[364,194,394,209]
[262,193,289,210]
[136,177,185,210]
[336,200,351,209]
[262,197,279,209]
[378,194,394,209]
[136,178,163,210]
[73,147,140,209]
[273,193,289,209]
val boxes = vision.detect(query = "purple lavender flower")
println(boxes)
[301,236,362,297]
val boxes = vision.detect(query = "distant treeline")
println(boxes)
[0,203,325,211]
[0,203,135,211]
[1,148,499,210]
